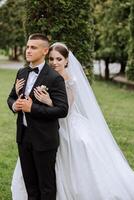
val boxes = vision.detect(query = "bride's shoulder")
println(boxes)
[65,78,76,88]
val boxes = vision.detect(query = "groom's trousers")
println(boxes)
[18,126,57,200]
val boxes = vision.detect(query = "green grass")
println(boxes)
[0,69,17,200]
[0,69,134,199]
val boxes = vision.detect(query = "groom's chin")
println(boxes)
[26,58,32,62]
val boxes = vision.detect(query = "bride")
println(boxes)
[12,42,134,200]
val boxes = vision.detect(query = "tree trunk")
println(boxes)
[9,46,19,60]
[13,46,19,60]
[98,60,102,78]
[104,59,110,80]
[120,60,127,74]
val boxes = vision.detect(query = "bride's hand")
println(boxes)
[34,87,53,107]
[15,79,25,96]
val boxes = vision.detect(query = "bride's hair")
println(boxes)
[49,42,69,59]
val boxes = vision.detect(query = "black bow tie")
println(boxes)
[27,66,39,74]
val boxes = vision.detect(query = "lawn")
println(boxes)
[0,69,134,199]
[0,69,17,200]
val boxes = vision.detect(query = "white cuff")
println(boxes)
[12,102,17,112]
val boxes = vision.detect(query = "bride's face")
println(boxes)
[49,50,68,73]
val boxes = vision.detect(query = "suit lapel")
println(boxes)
[29,63,49,98]
[18,67,30,96]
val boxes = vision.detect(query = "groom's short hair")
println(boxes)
[28,33,49,47]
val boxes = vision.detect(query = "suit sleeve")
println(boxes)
[30,76,69,119]
[7,70,20,113]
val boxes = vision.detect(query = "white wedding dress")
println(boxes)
[11,52,134,200]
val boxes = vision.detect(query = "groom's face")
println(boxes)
[26,39,49,65]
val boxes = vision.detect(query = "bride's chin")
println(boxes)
[53,68,59,72]
[51,66,60,73]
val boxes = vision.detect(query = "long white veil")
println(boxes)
[67,51,128,162]
[57,50,134,199]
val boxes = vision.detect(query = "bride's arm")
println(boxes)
[15,79,53,107]
[15,78,25,96]
[65,79,75,108]
[34,87,53,107]
[33,80,76,108]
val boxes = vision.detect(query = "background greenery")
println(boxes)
[0,0,134,79]
[126,0,134,80]
[0,69,134,199]
[24,0,94,67]
[0,0,25,60]
[93,0,131,79]
[0,0,94,67]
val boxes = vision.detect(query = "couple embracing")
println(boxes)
[7,33,134,200]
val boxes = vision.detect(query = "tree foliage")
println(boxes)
[0,0,25,60]
[25,0,94,67]
[93,0,130,79]
[126,0,134,80]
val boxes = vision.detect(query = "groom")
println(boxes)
[7,33,68,200]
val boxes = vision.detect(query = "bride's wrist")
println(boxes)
[48,99,53,107]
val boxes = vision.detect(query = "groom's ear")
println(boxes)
[43,47,49,56]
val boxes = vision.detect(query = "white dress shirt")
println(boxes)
[23,61,45,126]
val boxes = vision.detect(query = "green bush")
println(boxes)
[24,0,94,67]
[126,1,134,80]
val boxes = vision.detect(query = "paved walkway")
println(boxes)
[112,75,134,89]
[0,60,23,70]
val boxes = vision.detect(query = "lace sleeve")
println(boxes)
[65,79,76,109]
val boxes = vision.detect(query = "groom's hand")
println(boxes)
[21,96,33,113]
[12,94,23,112]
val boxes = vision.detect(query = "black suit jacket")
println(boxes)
[7,63,68,151]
